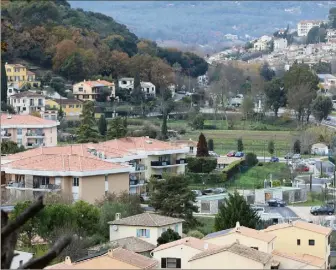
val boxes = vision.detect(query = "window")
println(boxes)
[174,224,179,232]
[161,258,181,268]
[328,235,331,245]
[251,247,259,250]
[297,239,301,246]
[19,260,23,267]
[69,105,74,108]
[201,201,210,213]
[136,228,150,238]
[73,177,79,187]
[7,68,11,72]
[78,87,83,92]
[17,128,22,135]
[309,239,315,246]
[76,105,80,108]
[17,139,22,146]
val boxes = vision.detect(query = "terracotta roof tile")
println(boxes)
[109,213,184,227]
[272,250,325,268]
[153,237,218,253]
[1,114,58,126]
[189,242,272,264]
[9,91,44,98]
[52,99,83,105]
[263,220,332,235]
[84,80,114,87]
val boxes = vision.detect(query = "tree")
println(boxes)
[58,106,64,120]
[208,139,214,152]
[80,101,96,126]
[107,117,127,139]
[72,200,99,237]
[241,96,254,119]
[52,40,77,71]
[293,139,301,154]
[260,62,275,81]
[1,141,25,154]
[98,115,107,136]
[76,124,100,143]
[237,138,244,152]
[157,228,181,246]
[149,174,199,229]
[312,96,333,123]
[268,140,275,155]
[244,153,258,167]
[189,113,204,130]
[196,133,209,157]
[214,192,260,231]
[60,51,86,82]
[1,60,7,104]
[312,61,331,74]
[159,88,175,139]
[264,78,286,117]
[187,230,204,239]
[186,157,217,173]
[306,26,326,44]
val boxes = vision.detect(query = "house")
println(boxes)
[5,63,41,90]
[203,222,276,254]
[46,98,84,119]
[73,79,115,101]
[118,78,135,90]
[169,140,197,156]
[108,212,184,246]
[1,148,131,203]
[317,74,336,91]
[272,250,326,269]
[254,40,268,51]
[297,20,324,37]
[141,82,156,98]
[327,29,336,42]
[274,38,288,51]
[0,114,59,148]
[195,194,229,215]
[10,250,33,269]
[45,248,158,269]
[188,242,273,269]
[311,143,329,156]
[254,187,307,205]
[151,237,218,269]
[216,156,242,170]
[87,236,156,257]
[263,220,332,268]
[9,92,45,116]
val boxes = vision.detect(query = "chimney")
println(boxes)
[7,113,12,119]
[204,243,208,250]
[5,62,8,65]
[235,221,240,232]
[115,213,121,220]
[65,256,72,265]
[108,249,114,257]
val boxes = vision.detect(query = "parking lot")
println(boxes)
[288,206,333,223]
[253,204,299,219]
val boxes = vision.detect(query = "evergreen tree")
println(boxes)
[157,228,181,246]
[1,60,7,104]
[207,138,214,152]
[107,117,127,139]
[134,72,141,89]
[214,192,260,231]
[149,174,199,229]
[268,140,275,155]
[80,101,96,126]
[161,113,168,139]
[312,96,333,123]
[196,133,209,157]
[98,115,107,136]
[293,139,301,154]
[58,106,64,120]
[1,141,25,154]
[76,124,100,143]
[237,138,244,152]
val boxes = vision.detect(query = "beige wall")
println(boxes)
[108,173,129,194]
[204,232,273,253]
[265,227,330,262]
[80,175,105,204]
[273,254,323,269]
[189,250,268,269]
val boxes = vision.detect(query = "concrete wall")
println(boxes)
[107,173,129,194]
[80,175,105,204]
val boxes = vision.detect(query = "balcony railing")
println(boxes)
[129,179,146,186]
[151,160,188,167]
[2,133,11,137]
[26,132,45,137]
[135,164,146,171]
[151,161,171,166]
[26,143,44,148]
[7,182,60,190]
[176,159,187,164]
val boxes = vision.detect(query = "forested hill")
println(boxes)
[1,0,208,83]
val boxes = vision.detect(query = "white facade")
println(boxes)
[9,94,45,116]
[10,251,33,269]
[118,78,134,90]
[260,35,272,42]
[297,20,323,37]
[274,38,288,51]
[141,82,156,97]
[311,143,329,156]
[254,40,268,51]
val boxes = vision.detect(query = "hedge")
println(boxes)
[187,157,217,173]
[222,160,245,181]
[186,172,226,184]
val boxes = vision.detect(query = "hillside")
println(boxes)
[1,0,208,84]
[69,1,333,47]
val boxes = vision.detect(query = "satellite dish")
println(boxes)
[112,225,118,231]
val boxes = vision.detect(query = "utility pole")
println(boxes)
[264,141,266,162]
[309,173,312,192]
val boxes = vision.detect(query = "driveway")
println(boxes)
[288,206,333,223]
[253,204,298,219]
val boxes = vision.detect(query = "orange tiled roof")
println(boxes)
[27,70,35,75]
[272,250,325,268]
[1,114,58,126]
[263,220,332,235]
[84,80,114,87]
[9,91,44,98]
[153,237,218,253]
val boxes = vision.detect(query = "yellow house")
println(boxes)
[46,98,83,119]
[263,220,332,268]
[5,63,41,89]
[73,79,115,101]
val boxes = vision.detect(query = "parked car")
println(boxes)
[267,199,286,207]
[307,158,316,165]
[270,157,279,162]
[140,193,150,203]
[235,152,244,157]
[295,164,309,172]
[326,116,332,121]
[310,205,335,215]
[227,151,236,157]
[202,188,215,195]
[284,153,293,159]
[192,190,203,196]
[292,154,301,159]
[209,151,220,157]
[214,188,227,194]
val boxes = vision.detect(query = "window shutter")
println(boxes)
[146,229,150,238]
[136,229,140,237]
[161,258,167,268]
[176,258,181,268]
[175,224,178,232]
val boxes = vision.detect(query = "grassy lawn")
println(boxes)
[290,192,324,206]
[233,163,290,189]
[194,216,216,235]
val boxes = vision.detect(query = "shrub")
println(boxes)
[187,230,204,239]
[187,157,217,174]
[222,160,244,180]
[272,180,281,187]
[244,153,258,167]
[186,172,226,184]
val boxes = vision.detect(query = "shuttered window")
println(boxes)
[161,258,181,268]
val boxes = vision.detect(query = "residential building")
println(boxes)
[1,114,59,148]
[5,63,40,90]
[327,29,336,42]
[118,77,135,90]
[272,250,326,269]
[10,251,33,269]
[141,82,156,98]
[263,220,332,268]
[254,187,307,205]
[108,212,184,246]
[2,151,131,204]
[317,74,336,91]
[203,222,276,254]
[311,143,329,156]
[188,242,273,269]
[45,98,83,119]
[45,248,158,269]
[9,92,45,116]
[73,79,115,101]
[274,38,288,51]
[152,237,218,269]
[297,20,323,37]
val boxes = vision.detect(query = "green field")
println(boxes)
[194,216,216,235]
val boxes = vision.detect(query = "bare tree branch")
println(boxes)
[19,236,72,269]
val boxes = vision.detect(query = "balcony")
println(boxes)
[26,143,44,148]
[6,182,61,191]
[176,159,187,164]
[129,179,147,187]
[26,132,45,138]
[2,133,11,138]
[150,160,188,168]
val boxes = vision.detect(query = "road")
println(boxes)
[256,156,287,163]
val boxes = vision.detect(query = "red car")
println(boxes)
[227,151,236,157]
[296,165,309,172]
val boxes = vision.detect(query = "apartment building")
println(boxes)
[45,98,83,119]
[1,114,59,148]
[274,38,288,51]
[118,77,134,90]
[73,79,115,101]
[2,149,131,204]
[9,92,45,116]
[317,74,336,91]
[297,20,323,37]
[5,63,41,90]
[45,247,158,269]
